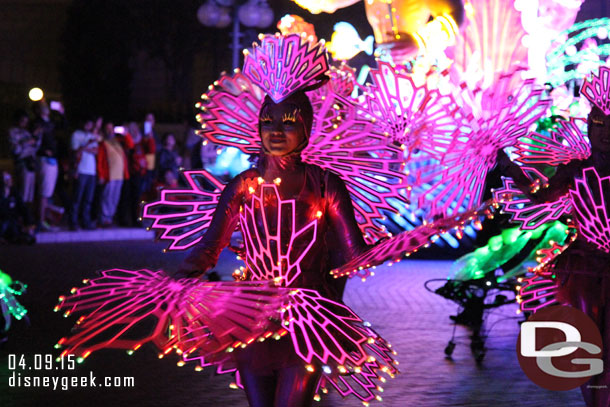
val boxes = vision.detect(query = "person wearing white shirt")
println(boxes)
[70,118,99,229]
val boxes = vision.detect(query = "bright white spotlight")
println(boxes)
[28,87,44,101]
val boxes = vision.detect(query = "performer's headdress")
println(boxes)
[242,33,329,104]
[580,66,610,115]
[243,33,330,144]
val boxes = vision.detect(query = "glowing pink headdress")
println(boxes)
[580,66,610,115]
[242,33,329,103]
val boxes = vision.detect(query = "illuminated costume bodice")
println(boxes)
[184,152,368,301]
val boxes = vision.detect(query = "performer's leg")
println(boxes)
[274,364,321,407]
[584,276,610,407]
[238,365,276,407]
[565,274,610,407]
[594,301,610,407]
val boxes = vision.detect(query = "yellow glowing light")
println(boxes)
[28,87,44,101]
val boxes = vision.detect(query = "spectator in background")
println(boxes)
[182,116,200,169]
[127,121,148,225]
[8,109,40,214]
[90,115,105,224]
[157,132,181,185]
[140,113,156,201]
[70,117,99,230]
[117,122,148,226]
[49,101,73,215]
[0,171,35,245]
[190,139,218,170]
[143,112,158,148]
[32,101,62,230]
[93,116,104,139]
[97,121,129,227]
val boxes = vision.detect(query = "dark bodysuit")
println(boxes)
[184,151,368,407]
[502,149,610,407]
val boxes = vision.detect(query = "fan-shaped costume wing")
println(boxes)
[518,240,574,313]
[494,178,573,230]
[316,325,398,403]
[55,269,284,361]
[304,88,409,243]
[512,118,591,167]
[412,76,550,218]
[332,202,493,278]
[141,170,225,250]
[494,118,590,230]
[569,167,610,253]
[361,61,463,156]
[518,273,560,313]
[283,288,370,366]
[196,72,264,154]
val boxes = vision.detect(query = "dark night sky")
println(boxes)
[0,0,609,126]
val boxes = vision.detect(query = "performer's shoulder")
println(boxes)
[307,165,346,189]
[236,168,260,178]
[231,168,261,185]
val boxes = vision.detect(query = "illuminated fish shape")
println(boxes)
[327,22,374,61]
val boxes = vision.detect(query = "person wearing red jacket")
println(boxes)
[96,121,129,227]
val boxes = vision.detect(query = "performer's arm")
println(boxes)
[178,174,245,278]
[496,149,534,194]
[325,172,369,262]
[496,149,580,203]
[323,172,369,298]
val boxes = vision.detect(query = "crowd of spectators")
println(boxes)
[3,101,218,244]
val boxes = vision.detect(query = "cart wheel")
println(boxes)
[445,341,456,357]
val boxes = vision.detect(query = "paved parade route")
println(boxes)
[0,241,583,406]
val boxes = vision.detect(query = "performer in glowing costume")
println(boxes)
[58,34,411,406]
[57,33,494,405]
[496,66,610,407]
[179,90,375,406]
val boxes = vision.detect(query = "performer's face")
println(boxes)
[588,107,610,153]
[259,101,306,156]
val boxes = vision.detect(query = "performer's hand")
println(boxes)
[495,148,512,171]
